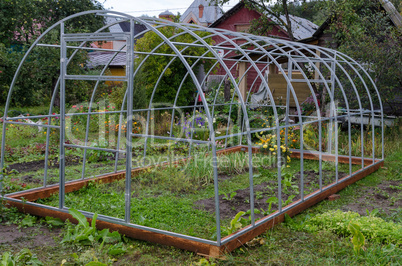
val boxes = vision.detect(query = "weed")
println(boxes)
[1,248,43,266]
[303,210,402,245]
[221,191,237,201]
[348,222,366,255]
[19,214,37,228]
[263,196,278,215]
[221,211,246,237]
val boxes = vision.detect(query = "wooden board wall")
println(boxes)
[268,73,312,107]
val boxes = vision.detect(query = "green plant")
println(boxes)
[87,138,113,163]
[192,258,216,266]
[221,191,237,201]
[19,214,37,228]
[303,210,402,246]
[281,167,299,194]
[365,209,379,217]
[44,216,64,227]
[348,222,366,255]
[62,208,122,248]
[1,248,43,266]
[255,191,264,200]
[263,196,278,215]
[283,195,295,206]
[221,211,246,237]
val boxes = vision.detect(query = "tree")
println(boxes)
[0,0,105,107]
[0,0,104,46]
[135,26,214,107]
[320,0,402,115]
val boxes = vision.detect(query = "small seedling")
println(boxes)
[221,191,237,201]
[366,208,379,217]
[261,196,278,215]
[255,191,264,200]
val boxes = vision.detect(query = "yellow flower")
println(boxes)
[269,148,274,151]
[274,145,277,149]
[263,144,268,149]
[273,152,276,155]
[287,165,290,168]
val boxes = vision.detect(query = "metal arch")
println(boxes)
[291,43,370,172]
[333,51,384,160]
[0,10,385,248]
[1,10,120,187]
[135,19,276,238]
[123,18,228,243]
[173,25,284,224]
[241,41,325,196]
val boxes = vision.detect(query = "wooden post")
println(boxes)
[268,63,277,74]
[224,78,231,102]
[314,50,321,80]
[238,62,247,101]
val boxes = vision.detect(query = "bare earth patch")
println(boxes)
[341,180,402,219]
[0,223,61,252]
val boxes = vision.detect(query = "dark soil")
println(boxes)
[195,170,348,220]
[6,155,82,174]
[0,223,61,251]
[341,180,402,217]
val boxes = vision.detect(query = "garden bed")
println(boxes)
[4,146,383,256]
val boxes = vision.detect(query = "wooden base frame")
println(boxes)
[3,146,383,257]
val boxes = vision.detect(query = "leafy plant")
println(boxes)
[221,211,246,237]
[263,196,278,215]
[221,191,237,201]
[62,208,123,249]
[44,216,64,227]
[303,210,402,246]
[1,248,43,266]
[281,167,299,194]
[87,138,113,163]
[348,222,366,255]
[192,258,216,266]
[19,214,37,228]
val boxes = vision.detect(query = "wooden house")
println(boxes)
[208,1,319,107]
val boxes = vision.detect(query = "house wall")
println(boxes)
[210,6,293,99]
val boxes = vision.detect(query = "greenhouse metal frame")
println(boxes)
[0,10,384,255]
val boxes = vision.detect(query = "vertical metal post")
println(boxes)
[330,56,339,183]
[277,124,282,211]
[284,59,292,148]
[125,20,135,223]
[212,146,221,245]
[328,61,336,154]
[59,23,66,209]
[371,111,375,163]
[0,123,6,196]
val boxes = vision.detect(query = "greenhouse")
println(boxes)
[0,10,384,255]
